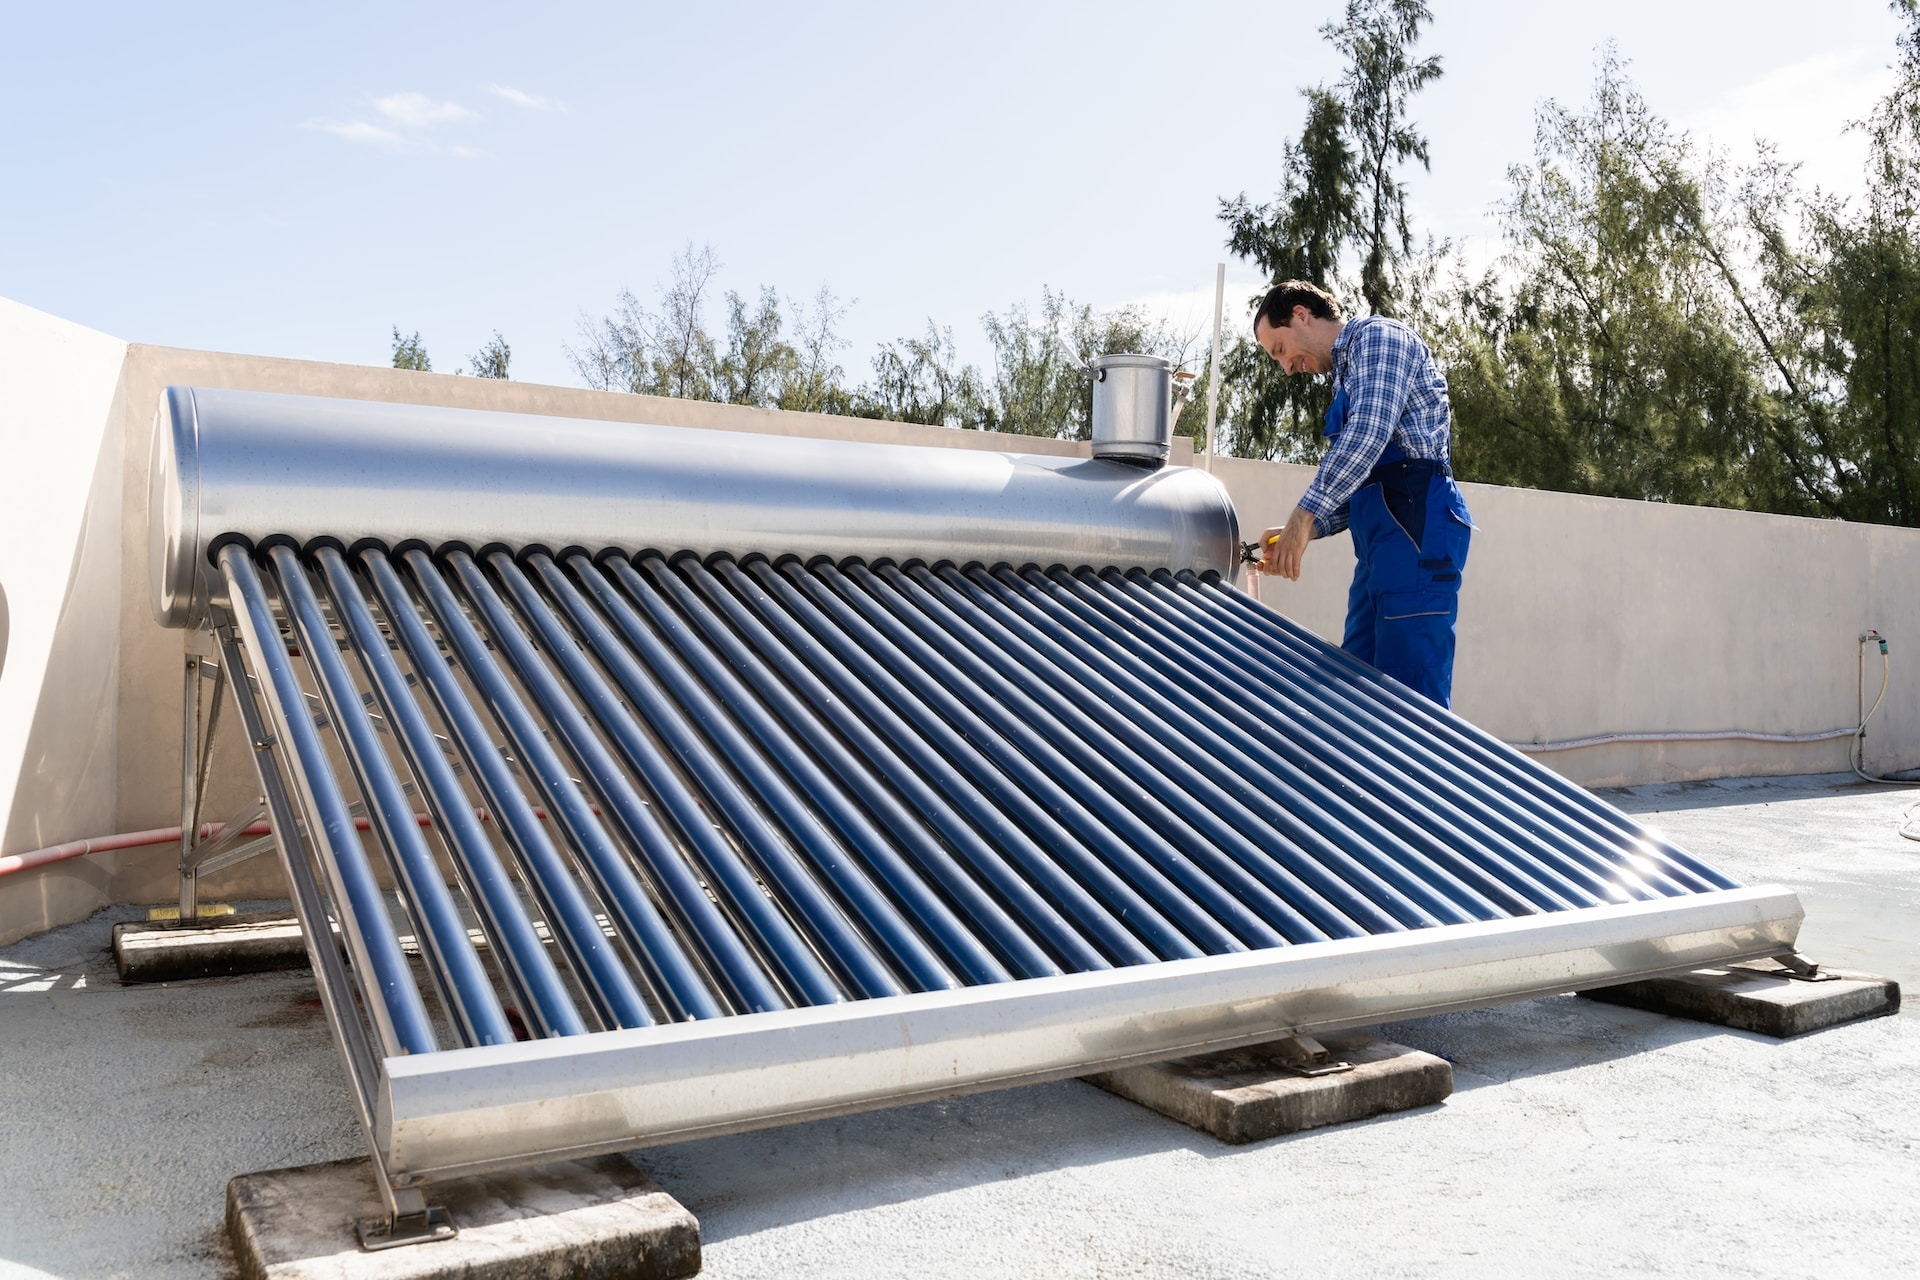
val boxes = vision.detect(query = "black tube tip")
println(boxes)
[475,541,519,564]
[204,532,255,565]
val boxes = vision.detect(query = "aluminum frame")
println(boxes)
[377,883,1798,1182]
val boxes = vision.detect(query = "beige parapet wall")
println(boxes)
[1,294,1914,943]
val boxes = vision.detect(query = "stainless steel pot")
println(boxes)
[1089,353,1172,467]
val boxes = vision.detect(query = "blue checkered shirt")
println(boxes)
[1297,315,1452,537]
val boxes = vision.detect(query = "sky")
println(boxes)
[0,2,1906,387]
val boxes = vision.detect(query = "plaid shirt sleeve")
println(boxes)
[1296,318,1422,538]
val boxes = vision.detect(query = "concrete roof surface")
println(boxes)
[2,774,1915,1279]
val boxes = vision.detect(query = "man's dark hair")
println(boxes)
[1253,280,1343,334]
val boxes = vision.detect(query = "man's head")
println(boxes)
[1252,280,1344,376]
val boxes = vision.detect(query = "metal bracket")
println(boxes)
[1752,952,1837,983]
[181,797,270,878]
[1271,1034,1354,1077]
[176,643,279,922]
[355,1206,458,1251]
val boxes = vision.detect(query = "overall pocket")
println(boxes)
[1380,591,1456,623]
[1417,476,1475,578]
[1376,590,1459,705]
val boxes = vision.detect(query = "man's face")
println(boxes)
[1255,307,1330,375]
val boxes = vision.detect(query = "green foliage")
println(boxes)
[567,288,654,394]
[1221,89,1355,289]
[1438,19,1920,527]
[391,327,431,372]
[1214,2,1920,529]
[466,331,511,379]
[1327,0,1441,318]
[1798,199,1920,524]
[1434,53,1775,507]
[974,289,1090,438]
[1213,0,1439,460]
[567,244,721,399]
[861,321,987,428]
[777,286,857,415]
[650,245,720,400]
[974,288,1199,440]
[717,286,796,409]
[1217,89,1352,462]
[569,260,1202,443]
[1735,0,1920,524]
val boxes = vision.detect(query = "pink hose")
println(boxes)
[0,820,271,877]
[0,809,511,878]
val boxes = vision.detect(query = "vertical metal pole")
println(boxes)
[178,642,227,924]
[192,659,226,850]
[1203,262,1225,475]
[177,653,201,923]
[1859,635,1867,745]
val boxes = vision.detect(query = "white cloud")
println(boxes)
[488,84,566,112]
[304,118,405,148]
[372,91,480,129]
[309,87,556,155]
[307,90,489,154]
[1685,47,1895,199]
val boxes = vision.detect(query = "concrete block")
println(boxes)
[1581,960,1900,1038]
[226,1154,701,1280]
[1084,1032,1452,1145]
[113,910,308,983]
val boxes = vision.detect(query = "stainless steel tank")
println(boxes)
[148,386,1239,628]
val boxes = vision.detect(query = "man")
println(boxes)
[1254,280,1473,707]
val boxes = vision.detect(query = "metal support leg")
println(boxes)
[178,636,225,923]
[179,650,199,922]
[1758,952,1838,982]
[356,1197,457,1251]
[1271,1035,1355,1078]
[180,632,266,923]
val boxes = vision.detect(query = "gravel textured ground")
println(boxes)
[2,774,1914,1279]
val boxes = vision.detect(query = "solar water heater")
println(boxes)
[147,384,1800,1239]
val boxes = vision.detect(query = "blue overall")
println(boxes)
[1326,386,1474,707]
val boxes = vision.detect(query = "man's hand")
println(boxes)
[1259,506,1317,580]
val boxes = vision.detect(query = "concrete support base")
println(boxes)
[1084,1032,1452,1145]
[1581,960,1901,1038]
[113,910,307,983]
[226,1154,700,1280]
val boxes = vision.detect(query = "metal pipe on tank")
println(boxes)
[1089,354,1175,467]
